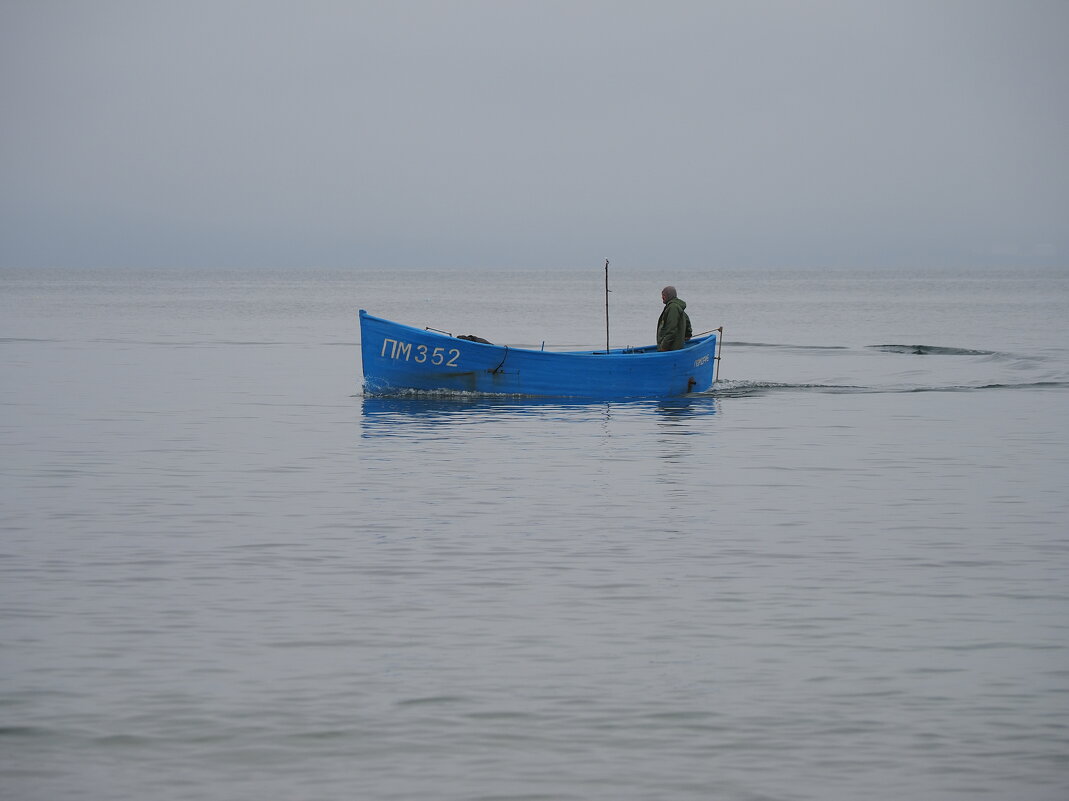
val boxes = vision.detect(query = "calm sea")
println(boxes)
[2,266,1068,801]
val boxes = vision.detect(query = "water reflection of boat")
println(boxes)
[359,395,597,438]
[358,394,718,438]
[653,395,720,421]
[360,310,719,399]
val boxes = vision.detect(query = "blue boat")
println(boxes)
[359,309,720,399]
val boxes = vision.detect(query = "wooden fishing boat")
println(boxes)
[359,309,720,399]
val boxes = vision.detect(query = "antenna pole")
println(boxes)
[604,259,610,353]
[715,326,724,382]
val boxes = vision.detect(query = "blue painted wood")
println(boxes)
[359,310,717,398]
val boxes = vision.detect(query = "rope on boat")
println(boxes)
[491,345,509,374]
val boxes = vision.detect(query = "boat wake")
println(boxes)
[867,344,998,356]
[706,379,1069,397]
[705,380,867,397]
[734,341,1010,357]
[360,374,1069,402]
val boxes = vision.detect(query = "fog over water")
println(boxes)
[2,1,1068,269]
[3,3,1068,799]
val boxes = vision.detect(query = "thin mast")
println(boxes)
[604,259,610,353]
[715,326,724,382]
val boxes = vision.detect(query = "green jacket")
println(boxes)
[657,297,692,351]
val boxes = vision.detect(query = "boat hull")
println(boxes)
[359,310,717,399]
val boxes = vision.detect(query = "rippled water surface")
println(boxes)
[2,267,1068,800]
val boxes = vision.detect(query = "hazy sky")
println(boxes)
[2,0,1066,269]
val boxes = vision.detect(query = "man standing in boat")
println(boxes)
[657,286,692,351]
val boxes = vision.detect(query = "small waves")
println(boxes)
[898,380,1069,393]
[733,341,1024,358]
[361,378,1069,402]
[710,379,1069,397]
[867,344,997,356]
[361,386,534,401]
[707,380,868,397]
[730,341,1019,358]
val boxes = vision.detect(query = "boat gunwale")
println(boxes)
[358,309,714,360]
